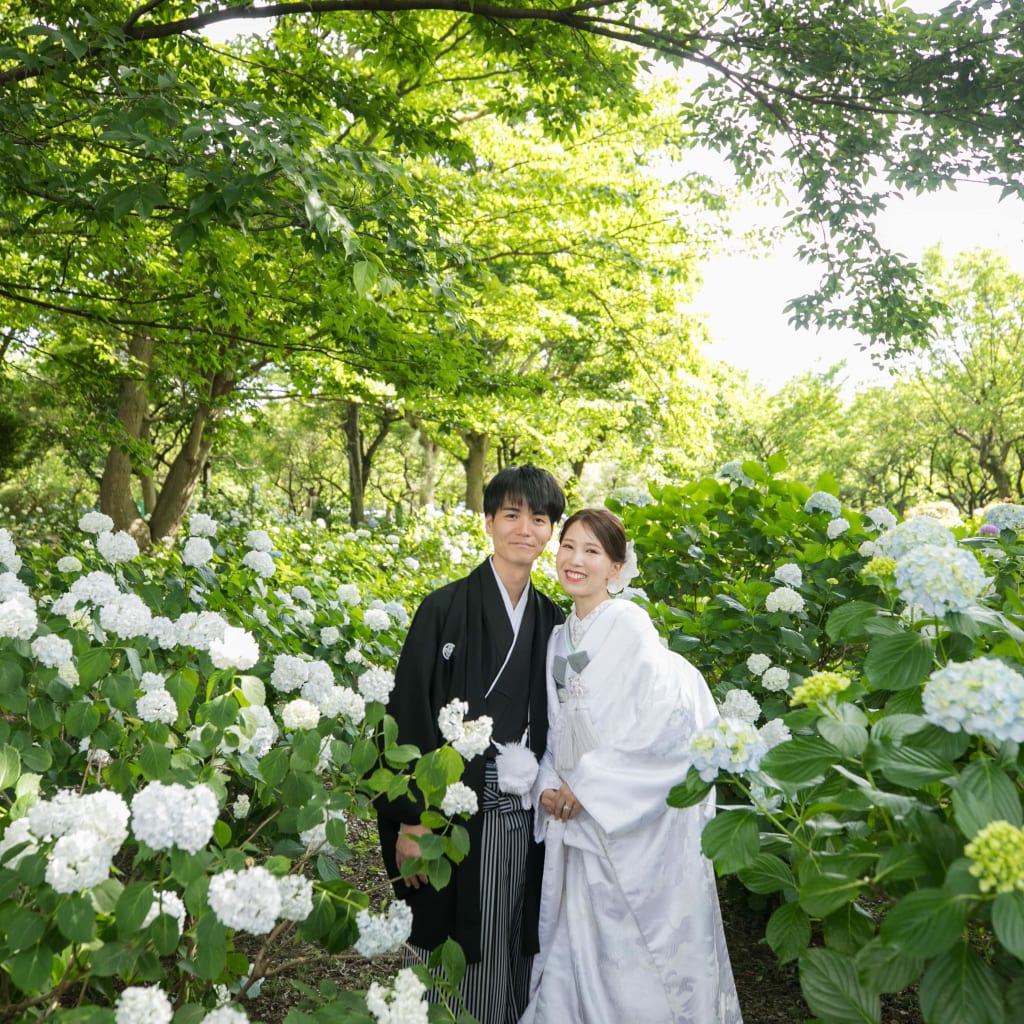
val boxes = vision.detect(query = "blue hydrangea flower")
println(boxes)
[923,657,1024,744]
[984,503,1024,534]
[718,461,754,487]
[894,543,988,617]
[873,515,956,562]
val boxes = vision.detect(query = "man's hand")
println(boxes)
[540,782,580,821]
[396,823,432,888]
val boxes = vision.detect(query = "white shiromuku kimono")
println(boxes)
[520,599,743,1024]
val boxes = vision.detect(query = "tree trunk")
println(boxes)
[346,401,366,526]
[462,430,490,513]
[99,331,154,545]
[147,368,235,544]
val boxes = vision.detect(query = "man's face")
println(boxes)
[485,500,554,571]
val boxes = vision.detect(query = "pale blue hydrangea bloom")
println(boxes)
[864,506,898,532]
[984,503,1024,533]
[923,657,1024,744]
[718,461,754,487]
[804,491,842,518]
[873,515,955,562]
[894,543,988,617]
[690,717,769,781]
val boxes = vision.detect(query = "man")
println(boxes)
[377,465,566,1024]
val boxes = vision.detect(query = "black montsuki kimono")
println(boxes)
[376,559,564,961]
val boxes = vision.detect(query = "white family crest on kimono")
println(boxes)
[521,599,743,1024]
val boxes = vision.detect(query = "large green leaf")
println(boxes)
[854,938,924,994]
[737,853,795,894]
[798,947,881,1024]
[0,743,20,789]
[766,901,811,963]
[760,736,840,783]
[700,809,759,873]
[863,631,934,691]
[951,759,1023,837]
[992,891,1024,960]
[918,942,1005,1024]
[879,889,970,957]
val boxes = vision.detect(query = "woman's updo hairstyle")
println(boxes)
[559,508,627,564]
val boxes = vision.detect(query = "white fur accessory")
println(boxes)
[607,540,639,595]
[494,737,540,809]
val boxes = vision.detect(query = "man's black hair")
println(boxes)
[483,464,566,523]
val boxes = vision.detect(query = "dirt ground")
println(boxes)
[242,820,923,1024]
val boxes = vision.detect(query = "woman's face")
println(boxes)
[556,520,623,614]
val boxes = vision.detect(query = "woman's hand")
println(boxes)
[540,782,581,821]
[396,823,431,888]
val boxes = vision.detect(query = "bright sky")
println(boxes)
[694,180,1024,394]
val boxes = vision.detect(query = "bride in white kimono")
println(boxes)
[519,509,743,1024]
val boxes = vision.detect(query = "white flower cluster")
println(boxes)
[30,632,73,668]
[366,968,429,1024]
[761,666,791,692]
[607,540,640,595]
[99,592,153,639]
[864,506,898,532]
[97,530,140,564]
[804,491,842,518]
[337,583,361,606]
[437,699,493,759]
[56,555,83,573]
[773,563,802,588]
[355,900,414,957]
[0,583,37,640]
[78,511,114,535]
[203,1007,248,1024]
[244,529,273,552]
[51,570,121,617]
[923,657,1024,744]
[746,653,771,677]
[320,625,341,646]
[690,718,770,782]
[280,698,320,731]
[363,608,391,632]
[131,782,219,853]
[209,625,260,670]
[765,588,805,615]
[718,461,754,487]
[208,865,313,934]
[984,503,1024,533]
[182,536,215,567]
[136,670,178,725]
[0,528,22,574]
[142,890,188,932]
[114,986,173,1024]
[894,543,988,617]
[719,689,762,725]
[188,512,219,537]
[358,666,396,704]
[0,818,38,867]
[826,518,850,540]
[873,515,955,562]
[384,600,409,627]
[440,781,478,816]
[241,550,276,578]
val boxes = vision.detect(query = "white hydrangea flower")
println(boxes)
[188,512,219,537]
[45,829,115,893]
[773,563,802,588]
[96,530,140,564]
[244,529,273,552]
[358,666,396,704]
[131,782,219,854]
[765,588,805,614]
[826,518,850,540]
[277,875,314,921]
[270,653,309,693]
[114,986,173,1024]
[142,889,188,932]
[865,506,898,532]
[241,550,276,578]
[31,633,73,668]
[804,491,842,517]
[337,583,362,606]
[363,608,391,632]
[0,529,22,573]
[176,610,229,650]
[182,536,214,567]
[690,717,769,782]
[894,544,988,617]
[203,1007,248,1024]
[209,625,260,670]
[984,503,1024,533]
[719,689,761,725]
[231,794,251,819]
[873,515,956,562]
[746,653,771,677]
[355,901,414,957]
[384,600,410,628]
[98,592,152,638]
[78,511,114,535]
[858,541,877,557]
[0,593,38,640]
[208,865,283,934]
[280,698,320,731]
[923,657,1024,744]
[441,781,478,816]
[366,968,428,1024]
[291,585,313,605]
[437,699,494,759]
[718,461,754,487]
[345,645,366,665]
[137,688,178,726]
[759,718,792,749]
[330,688,367,725]
[0,571,29,602]
[320,625,341,646]
[761,666,791,692]
[403,557,420,572]
[56,555,83,573]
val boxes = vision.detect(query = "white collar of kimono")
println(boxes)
[486,557,530,698]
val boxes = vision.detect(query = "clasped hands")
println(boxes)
[540,782,580,821]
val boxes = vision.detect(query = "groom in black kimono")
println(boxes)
[377,464,566,1024]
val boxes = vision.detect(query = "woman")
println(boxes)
[520,509,743,1024]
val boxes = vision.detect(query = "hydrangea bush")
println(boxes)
[0,507,497,1023]
[617,457,1024,1024]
